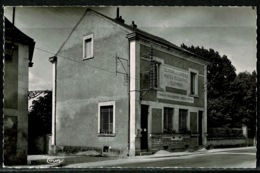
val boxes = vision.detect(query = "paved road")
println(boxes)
[107,148,256,168]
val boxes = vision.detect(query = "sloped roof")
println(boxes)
[5,18,35,67]
[89,9,209,63]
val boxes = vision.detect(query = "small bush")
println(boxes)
[208,127,243,138]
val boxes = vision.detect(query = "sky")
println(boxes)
[4,6,256,91]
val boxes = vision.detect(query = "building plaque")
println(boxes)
[162,66,189,90]
[157,91,194,103]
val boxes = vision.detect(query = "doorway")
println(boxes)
[198,111,203,145]
[141,105,149,150]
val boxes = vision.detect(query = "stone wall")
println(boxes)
[150,134,198,152]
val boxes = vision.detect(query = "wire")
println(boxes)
[35,45,194,82]
[35,46,126,77]
[55,9,88,56]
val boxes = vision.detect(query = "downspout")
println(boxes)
[203,65,208,146]
[49,56,57,152]
[127,42,131,156]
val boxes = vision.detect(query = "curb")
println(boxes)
[28,155,119,167]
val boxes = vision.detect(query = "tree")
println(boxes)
[181,44,237,128]
[28,90,52,137]
[231,71,256,132]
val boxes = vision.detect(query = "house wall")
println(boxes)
[55,11,130,155]
[4,42,29,165]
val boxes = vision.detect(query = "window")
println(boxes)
[164,107,173,133]
[189,69,198,96]
[190,72,196,95]
[98,101,115,135]
[150,61,160,89]
[100,106,113,134]
[83,34,94,60]
[179,109,188,132]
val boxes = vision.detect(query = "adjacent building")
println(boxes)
[4,18,35,165]
[50,8,209,156]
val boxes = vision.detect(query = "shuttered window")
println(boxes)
[179,109,188,131]
[164,107,173,133]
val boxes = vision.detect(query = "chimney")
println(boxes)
[116,7,119,19]
[132,21,137,28]
[115,7,125,23]
[12,7,16,24]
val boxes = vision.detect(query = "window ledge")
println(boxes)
[189,94,199,98]
[97,133,116,137]
[83,56,94,61]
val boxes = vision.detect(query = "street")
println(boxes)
[66,147,256,168]
[109,148,256,168]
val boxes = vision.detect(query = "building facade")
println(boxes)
[4,18,35,165]
[50,9,208,156]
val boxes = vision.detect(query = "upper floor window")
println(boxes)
[83,34,94,60]
[98,101,115,136]
[189,69,198,96]
[164,107,174,134]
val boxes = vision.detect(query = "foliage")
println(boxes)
[181,44,256,133]
[28,90,52,137]
[231,71,256,130]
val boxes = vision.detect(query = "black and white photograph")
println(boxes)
[3,6,256,168]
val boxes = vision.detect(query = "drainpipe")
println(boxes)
[128,43,131,156]
[49,56,57,152]
[203,65,208,146]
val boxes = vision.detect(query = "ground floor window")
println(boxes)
[163,107,173,133]
[179,109,188,132]
[98,101,115,135]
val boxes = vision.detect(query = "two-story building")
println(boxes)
[4,18,35,165]
[49,8,209,156]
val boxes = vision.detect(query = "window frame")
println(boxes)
[150,57,163,90]
[98,101,116,136]
[151,61,161,89]
[189,68,199,96]
[83,34,94,60]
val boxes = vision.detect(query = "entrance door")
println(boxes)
[141,105,149,150]
[198,111,203,145]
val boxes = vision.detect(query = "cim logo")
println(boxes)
[47,157,64,164]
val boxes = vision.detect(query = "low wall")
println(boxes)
[150,134,198,152]
[28,135,50,155]
[50,145,128,157]
[207,137,247,148]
